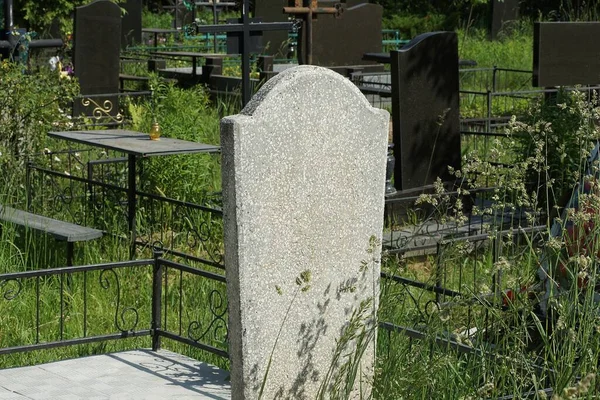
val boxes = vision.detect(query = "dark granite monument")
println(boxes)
[490,0,519,40]
[254,0,289,57]
[73,0,121,117]
[257,0,382,66]
[226,18,263,54]
[533,22,600,87]
[390,32,461,191]
[307,2,382,67]
[121,0,142,48]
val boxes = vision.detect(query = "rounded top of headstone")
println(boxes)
[240,65,372,118]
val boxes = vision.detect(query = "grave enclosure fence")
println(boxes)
[0,252,228,365]
[0,219,555,397]
[4,149,557,394]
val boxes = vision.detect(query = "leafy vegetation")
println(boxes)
[4,4,600,398]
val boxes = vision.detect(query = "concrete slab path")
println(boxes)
[0,349,231,399]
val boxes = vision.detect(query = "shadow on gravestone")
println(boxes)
[121,0,142,48]
[73,0,121,119]
[390,31,460,191]
[221,65,388,399]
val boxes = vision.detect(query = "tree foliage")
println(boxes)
[12,0,125,37]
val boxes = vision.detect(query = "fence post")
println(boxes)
[151,249,164,351]
[26,161,32,211]
[492,65,498,93]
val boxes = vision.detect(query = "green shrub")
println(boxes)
[383,13,449,39]
[129,79,224,202]
[0,60,78,202]
[510,89,600,215]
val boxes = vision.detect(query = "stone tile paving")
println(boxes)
[0,349,230,399]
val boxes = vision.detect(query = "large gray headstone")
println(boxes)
[73,0,121,117]
[391,31,461,191]
[221,65,388,399]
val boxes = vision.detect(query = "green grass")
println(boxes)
[4,23,600,399]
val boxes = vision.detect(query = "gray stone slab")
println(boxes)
[0,206,103,242]
[0,349,230,399]
[48,129,220,157]
[221,65,389,399]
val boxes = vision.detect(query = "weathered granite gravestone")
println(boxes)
[221,65,388,399]
[490,0,519,40]
[533,22,600,87]
[390,31,460,191]
[121,0,142,48]
[73,0,121,118]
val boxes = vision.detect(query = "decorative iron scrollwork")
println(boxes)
[0,279,23,300]
[99,269,139,332]
[188,289,228,345]
[81,98,124,125]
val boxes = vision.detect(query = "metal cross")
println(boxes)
[193,0,293,106]
[283,0,343,65]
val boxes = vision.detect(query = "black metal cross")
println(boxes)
[195,1,236,52]
[194,0,293,106]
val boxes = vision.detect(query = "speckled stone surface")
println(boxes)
[0,349,230,399]
[221,65,389,399]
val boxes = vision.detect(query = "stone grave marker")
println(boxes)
[390,31,460,191]
[226,17,263,54]
[221,65,388,399]
[73,0,121,118]
[300,1,383,67]
[254,0,289,57]
[121,0,142,48]
[533,22,600,87]
[490,0,519,40]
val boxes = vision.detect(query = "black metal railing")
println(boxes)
[0,251,228,359]
[25,151,224,265]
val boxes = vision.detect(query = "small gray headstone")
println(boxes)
[221,65,388,399]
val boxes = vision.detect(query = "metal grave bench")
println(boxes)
[0,205,103,266]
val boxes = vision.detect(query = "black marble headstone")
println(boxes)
[490,0,519,40]
[254,0,288,57]
[299,2,382,67]
[391,32,461,191]
[73,0,121,117]
[121,0,142,48]
[533,22,600,87]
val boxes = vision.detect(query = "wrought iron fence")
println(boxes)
[25,149,224,265]
[0,251,227,359]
